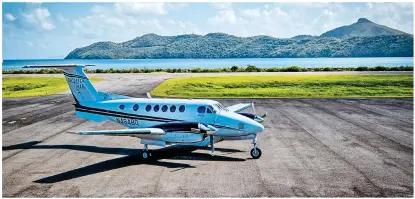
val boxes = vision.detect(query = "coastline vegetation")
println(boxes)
[2,65,413,74]
[2,77,102,98]
[150,75,413,98]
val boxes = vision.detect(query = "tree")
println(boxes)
[231,65,239,72]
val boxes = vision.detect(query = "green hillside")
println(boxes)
[65,18,413,59]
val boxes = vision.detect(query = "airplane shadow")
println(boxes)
[3,141,246,184]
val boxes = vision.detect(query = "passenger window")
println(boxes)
[162,105,168,112]
[197,106,206,114]
[119,104,125,110]
[154,105,160,112]
[179,105,185,112]
[170,105,176,112]
[133,104,139,111]
[146,105,152,112]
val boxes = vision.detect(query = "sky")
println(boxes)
[2,2,414,59]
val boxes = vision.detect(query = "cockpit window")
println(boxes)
[207,105,215,114]
[197,106,206,113]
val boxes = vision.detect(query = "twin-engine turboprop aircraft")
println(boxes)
[24,64,266,159]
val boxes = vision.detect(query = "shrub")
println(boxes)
[283,66,303,72]
[231,65,239,72]
[323,67,333,71]
[246,64,261,72]
[356,66,369,71]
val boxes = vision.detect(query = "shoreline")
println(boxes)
[2,65,413,74]
[3,71,414,78]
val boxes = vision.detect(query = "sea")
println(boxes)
[2,57,414,71]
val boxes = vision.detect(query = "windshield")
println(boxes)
[208,105,217,113]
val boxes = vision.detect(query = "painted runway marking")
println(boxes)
[8,121,16,124]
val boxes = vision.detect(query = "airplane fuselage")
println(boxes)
[75,98,264,145]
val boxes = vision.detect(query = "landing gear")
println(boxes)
[250,148,262,159]
[251,134,262,159]
[142,144,151,159]
[210,134,214,156]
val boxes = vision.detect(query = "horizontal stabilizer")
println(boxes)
[68,128,165,136]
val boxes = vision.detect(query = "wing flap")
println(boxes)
[226,103,252,112]
[69,128,165,136]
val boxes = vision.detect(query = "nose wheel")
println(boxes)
[251,134,262,159]
[250,148,262,159]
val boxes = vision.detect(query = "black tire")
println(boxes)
[250,148,262,159]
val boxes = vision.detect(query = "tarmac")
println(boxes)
[2,73,413,197]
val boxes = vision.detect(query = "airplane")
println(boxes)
[23,64,266,159]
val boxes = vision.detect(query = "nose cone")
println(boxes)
[253,122,264,133]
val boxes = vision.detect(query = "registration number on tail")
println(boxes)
[66,77,85,88]
[116,118,139,126]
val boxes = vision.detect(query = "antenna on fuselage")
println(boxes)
[146,92,152,99]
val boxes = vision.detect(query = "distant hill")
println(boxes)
[291,35,317,40]
[320,18,409,38]
[65,18,413,59]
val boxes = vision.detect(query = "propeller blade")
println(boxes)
[252,102,256,115]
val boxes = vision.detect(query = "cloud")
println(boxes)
[208,3,240,25]
[21,7,55,30]
[25,41,34,47]
[211,2,232,10]
[241,8,261,18]
[57,13,69,23]
[5,13,16,21]
[206,2,413,37]
[71,2,202,41]
[115,2,167,16]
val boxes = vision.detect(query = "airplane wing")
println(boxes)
[69,128,165,136]
[69,122,217,137]
[226,103,252,113]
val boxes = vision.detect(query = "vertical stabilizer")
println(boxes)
[24,64,98,103]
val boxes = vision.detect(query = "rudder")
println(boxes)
[24,64,98,103]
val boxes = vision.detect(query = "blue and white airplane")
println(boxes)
[24,64,266,159]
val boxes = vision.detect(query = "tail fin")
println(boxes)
[24,64,98,103]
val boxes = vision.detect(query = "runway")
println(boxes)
[2,73,413,197]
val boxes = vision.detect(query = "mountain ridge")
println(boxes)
[65,18,413,59]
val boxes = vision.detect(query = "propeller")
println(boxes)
[197,123,217,156]
[198,123,217,135]
[252,102,256,115]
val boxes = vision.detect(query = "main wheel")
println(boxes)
[142,151,151,159]
[250,148,262,159]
